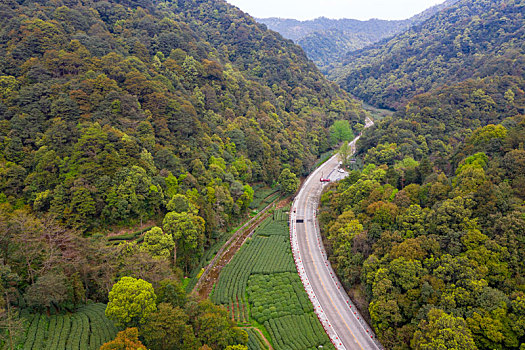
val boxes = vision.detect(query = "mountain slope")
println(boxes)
[321,82,525,348]
[0,0,363,238]
[0,1,366,348]
[319,22,525,350]
[258,0,459,72]
[259,17,410,73]
[314,1,525,349]
[334,0,525,109]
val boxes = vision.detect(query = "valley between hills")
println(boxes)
[0,0,524,349]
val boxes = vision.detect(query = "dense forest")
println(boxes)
[0,0,363,235]
[333,0,525,109]
[321,76,525,349]
[259,0,459,73]
[0,0,365,348]
[319,0,525,349]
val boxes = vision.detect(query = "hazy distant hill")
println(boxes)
[258,17,409,43]
[258,0,459,72]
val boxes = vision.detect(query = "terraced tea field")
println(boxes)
[211,208,334,350]
[21,303,117,350]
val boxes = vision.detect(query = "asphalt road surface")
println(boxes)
[290,122,382,350]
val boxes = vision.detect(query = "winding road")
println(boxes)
[290,118,382,350]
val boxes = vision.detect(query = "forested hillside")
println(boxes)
[0,0,362,234]
[319,1,525,347]
[321,78,525,350]
[259,0,459,72]
[334,0,525,109]
[258,17,411,73]
[0,0,364,348]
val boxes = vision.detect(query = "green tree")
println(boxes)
[69,186,96,231]
[328,217,363,257]
[430,196,473,236]
[193,300,248,350]
[225,346,248,350]
[330,120,354,146]
[167,194,196,214]
[117,248,175,291]
[394,157,419,188]
[455,153,488,175]
[0,302,25,350]
[396,204,426,238]
[141,303,191,350]
[104,166,161,224]
[411,309,477,350]
[510,296,525,341]
[105,277,157,328]
[278,169,299,195]
[0,76,18,100]
[236,185,254,210]
[388,257,423,292]
[100,327,147,350]
[338,142,353,167]
[24,272,68,312]
[467,307,519,349]
[163,211,205,272]
[369,298,402,332]
[156,279,186,308]
[364,143,400,165]
[467,125,507,154]
[140,227,175,262]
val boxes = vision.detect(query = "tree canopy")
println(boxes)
[105,277,157,328]
[278,169,300,195]
[318,3,525,347]
[0,0,364,237]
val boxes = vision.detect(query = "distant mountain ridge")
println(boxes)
[258,17,409,43]
[257,0,460,72]
[333,0,525,109]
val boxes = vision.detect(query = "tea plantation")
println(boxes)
[211,208,335,350]
[245,328,269,350]
[21,303,118,350]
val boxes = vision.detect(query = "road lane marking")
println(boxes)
[299,158,380,350]
[293,191,346,349]
[302,191,364,350]
[292,124,380,349]
[308,193,380,349]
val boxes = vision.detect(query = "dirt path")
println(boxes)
[194,210,270,298]
[104,219,157,237]
[244,327,274,350]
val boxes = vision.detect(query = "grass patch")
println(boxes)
[250,184,281,211]
[310,150,334,173]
